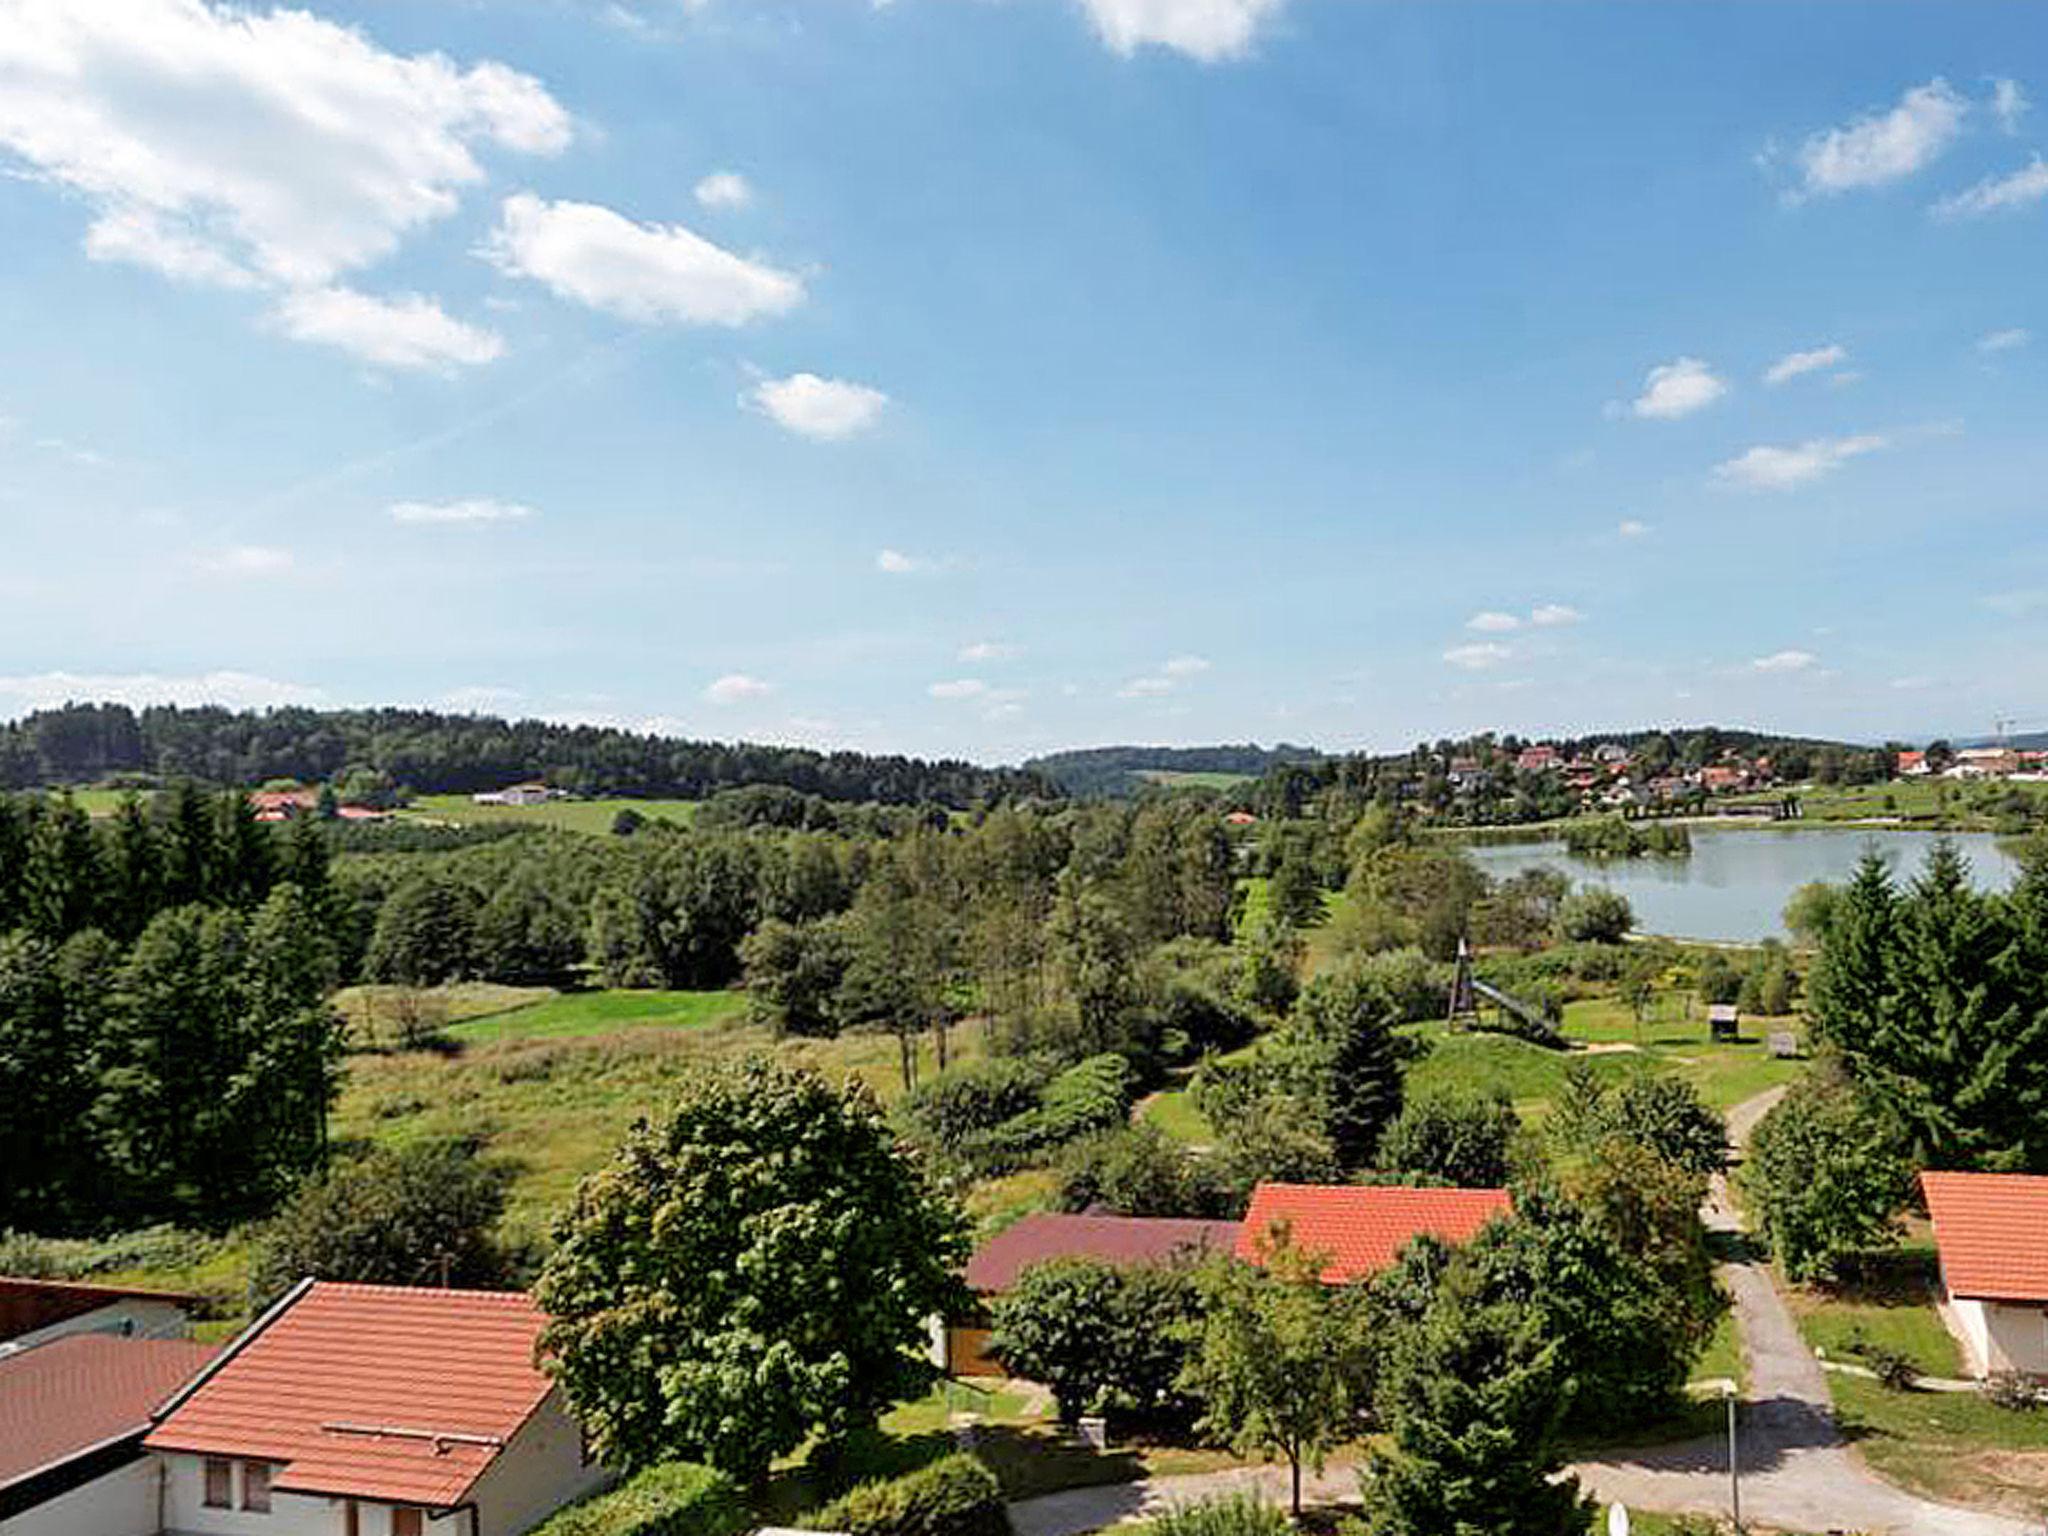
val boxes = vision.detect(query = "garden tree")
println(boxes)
[1135,938,1262,1060]
[1179,1238,1370,1516]
[740,915,854,1036]
[1055,1123,1230,1218]
[1808,846,2048,1170]
[988,1257,1205,1425]
[536,1057,967,1484]
[158,780,216,908]
[1364,1267,1591,1536]
[1291,961,1418,1171]
[211,792,274,909]
[1561,1140,1720,1352]
[1209,1097,1342,1201]
[1120,799,1235,944]
[251,1139,514,1303]
[1265,844,1325,930]
[1345,842,1487,960]
[1554,886,1633,944]
[1376,1087,1521,1188]
[1745,1070,1914,1281]
[1471,867,1571,951]
[1783,880,1840,946]
[365,870,479,987]
[1551,1065,1726,1176]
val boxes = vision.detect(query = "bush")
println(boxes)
[1986,1370,2044,1412]
[898,1058,1052,1153]
[1847,1332,1919,1392]
[972,1054,1133,1165]
[1744,1073,1913,1283]
[530,1462,747,1536]
[1055,1124,1230,1218]
[1376,1088,1520,1188]
[812,1454,1009,1536]
[1146,1496,1290,1536]
[1555,887,1633,944]
[987,1257,1207,1426]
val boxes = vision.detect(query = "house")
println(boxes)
[1708,1003,1740,1042]
[249,789,319,823]
[1922,1171,2048,1378]
[1515,745,1561,775]
[949,1212,1241,1377]
[1235,1183,1513,1285]
[1222,810,1257,827]
[144,1280,608,1536]
[1699,765,1746,794]
[0,1332,218,1536]
[1896,750,1929,777]
[472,783,558,807]
[1590,743,1630,766]
[0,1333,217,1535]
[0,1277,197,1351]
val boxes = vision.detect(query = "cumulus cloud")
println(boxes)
[1617,519,1652,538]
[1443,642,1513,671]
[1765,344,1847,385]
[1627,357,1727,420]
[1530,604,1583,627]
[1714,433,1887,491]
[1751,649,1818,673]
[703,673,771,704]
[272,287,504,372]
[0,668,320,715]
[199,544,293,577]
[1077,0,1287,61]
[1933,156,2048,218]
[1792,79,1967,196]
[1467,611,1520,633]
[1979,327,2031,353]
[746,373,888,441]
[876,548,930,575]
[928,678,989,700]
[484,193,803,326]
[694,171,752,209]
[389,497,536,524]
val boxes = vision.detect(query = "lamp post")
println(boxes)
[1725,1382,1742,1533]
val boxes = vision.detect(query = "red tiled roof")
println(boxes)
[145,1282,554,1509]
[1236,1183,1513,1284]
[0,1333,217,1491]
[1921,1172,2048,1302]
[0,1277,198,1344]
[964,1213,1241,1293]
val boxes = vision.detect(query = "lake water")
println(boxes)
[1466,827,2025,942]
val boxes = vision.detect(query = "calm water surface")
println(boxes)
[1467,827,2023,942]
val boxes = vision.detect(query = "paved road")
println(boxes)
[1009,1084,2033,1536]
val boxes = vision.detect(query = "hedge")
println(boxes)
[811,1453,1009,1536]
[970,1054,1133,1166]
[528,1461,748,1536]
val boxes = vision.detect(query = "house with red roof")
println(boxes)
[1922,1171,2048,1377]
[1235,1183,1513,1285]
[951,1212,1240,1377]
[0,1332,217,1536]
[144,1281,607,1536]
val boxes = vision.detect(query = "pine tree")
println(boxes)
[21,794,102,939]
[105,793,162,940]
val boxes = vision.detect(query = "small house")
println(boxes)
[1708,1003,1739,1042]
[950,1213,1240,1377]
[1922,1171,2048,1378]
[0,1277,197,1350]
[472,783,557,807]
[1236,1183,1512,1285]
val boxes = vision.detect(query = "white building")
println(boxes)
[1923,1171,2048,1377]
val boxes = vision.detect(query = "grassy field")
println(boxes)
[1728,777,2048,830]
[445,988,749,1043]
[1138,769,1256,791]
[399,792,698,834]
[1832,1372,2048,1515]
[1789,1242,1962,1380]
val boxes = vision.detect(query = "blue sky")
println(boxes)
[2,0,2044,762]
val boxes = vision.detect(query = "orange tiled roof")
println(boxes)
[1921,1171,2048,1302]
[0,1333,217,1492]
[145,1282,555,1509]
[1236,1183,1512,1284]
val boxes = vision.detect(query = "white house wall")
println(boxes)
[0,1456,158,1536]
[161,1454,464,1536]
[467,1390,609,1536]
[1940,1295,2048,1376]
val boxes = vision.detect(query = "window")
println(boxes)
[241,1461,272,1513]
[203,1458,233,1509]
[391,1507,423,1536]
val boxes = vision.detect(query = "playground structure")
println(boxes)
[1447,937,1567,1048]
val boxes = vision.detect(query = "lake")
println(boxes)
[1466,827,2025,943]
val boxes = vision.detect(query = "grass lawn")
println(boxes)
[1739,777,2048,830]
[400,793,698,835]
[1789,1243,1962,1380]
[444,988,748,1044]
[1693,1307,1743,1390]
[1139,1086,1218,1147]
[1832,1372,2048,1514]
[1140,770,1255,791]
[332,982,558,1046]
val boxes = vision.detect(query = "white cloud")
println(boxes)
[703,672,771,704]
[1714,433,1887,491]
[1117,675,1177,698]
[1162,654,1211,676]
[694,171,752,209]
[1933,157,2048,218]
[442,684,521,711]
[0,0,566,361]
[876,548,928,575]
[1466,611,1520,633]
[1616,518,1651,539]
[1529,604,1583,628]
[1628,357,1727,420]
[1979,327,2031,353]
[199,543,293,577]
[485,193,803,326]
[1751,649,1818,673]
[1793,79,1967,196]
[1764,343,1847,385]
[389,497,536,524]
[272,287,503,372]
[746,373,888,441]
[0,668,321,715]
[959,640,1021,662]
[1443,642,1513,671]
[1993,77,2029,134]
[1077,0,1287,61]
[928,678,989,700]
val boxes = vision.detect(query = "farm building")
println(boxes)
[472,783,559,807]
[1235,1183,1512,1285]
[949,1212,1240,1376]
[144,1280,607,1536]
[1922,1171,2048,1377]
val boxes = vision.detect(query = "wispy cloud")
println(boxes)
[1443,642,1513,671]
[1979,327,2031,353]
[1993,77,2029,135]
[0,669,321,715]
[877,548,944,575]
[959,640,1022,662]
[1933,157,2048,219]
[1616,519,1652,539]
[1715,433,1887,491]
[703,672,772,704]
[1118,655,1211,697]
[1530,604,1583,628]
[1752,649,1818,673]
[1764,344,1846,385]
[389,497,536,524]
[1077,0,1288,62]
[199,544,294,577]
[1982,589,2048,617]
[693,171,752,210]
[1467,611,1520,633]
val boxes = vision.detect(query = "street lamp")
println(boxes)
[1725,1382,1742,1533]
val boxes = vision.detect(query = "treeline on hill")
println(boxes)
[1026,743,1323,799]
[0,701,1047,807]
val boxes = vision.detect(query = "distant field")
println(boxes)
[445,987,748,1043]
[1729,777,2048,828]
[1138,769,1255,790]
[400,793,698,834]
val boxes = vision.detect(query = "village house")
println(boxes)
[144,1280,607,1536]
[471,783,561,807]
[1514,745,1561,775]
[1922,1171,2048,1377]
[0,1277,198,1351]
[1235,1183,1513,1284]
[1896,750,1929,777]
[249,789,320,824]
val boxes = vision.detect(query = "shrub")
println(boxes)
[1986,1370,2044,1412]
[1146,1496,1291,1536]
[1555,887,1633,944]
[898,1058,1052,1153]
[987,1256,1207,1426]
[1744,1073,1914,1283]
[1055,1125,1230,1218]
[972,1054,1133,1164]
[1376,1088,1520,1188]
[812,1454,1009,1536]
[529,1462,747,1536]
[1847,1332,1919,1392]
